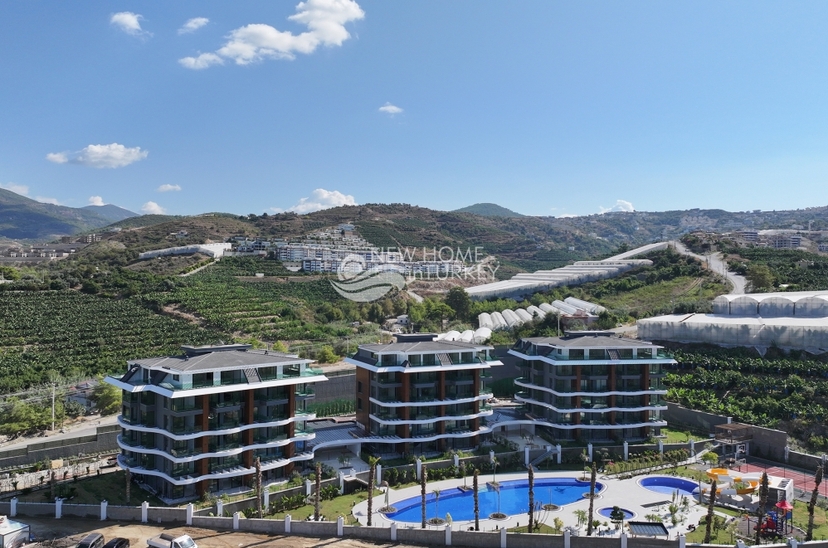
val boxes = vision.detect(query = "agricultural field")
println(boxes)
[0,290,218,392]
[666,346,828,451]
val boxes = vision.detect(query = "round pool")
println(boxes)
[639,476,699,496]
[598,507,635,520]
[385,478,603,523]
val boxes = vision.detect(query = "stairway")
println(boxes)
[244,368,262,383]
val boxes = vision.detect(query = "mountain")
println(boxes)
[81,204,138,223]
[453,203,525,218]
[0,188,131,240]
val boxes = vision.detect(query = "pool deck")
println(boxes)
[352,470,710,538]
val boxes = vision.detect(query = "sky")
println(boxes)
[3,1,828,218]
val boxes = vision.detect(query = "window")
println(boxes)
[357,381,363,393]
[357,398,363,411]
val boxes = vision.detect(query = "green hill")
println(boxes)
[453,203,525,217]
[0,188,132,240]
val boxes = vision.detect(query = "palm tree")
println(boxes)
[420,464,428,529]
[433,488,441,521]
[574,509,588,529]
[586,461,597,535]
[807,465,824,541]
[473,469,480,531]
[491,456,499,485]
[755,472,769,545]
[527,464,535,533]
[314,462,321,521]
[255,457,263,518]
[704,480,717,544]
[367,455,380,526]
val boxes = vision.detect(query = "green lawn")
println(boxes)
[509,523,560,534]
[661,427,708,443]
[267,489,382,525]
[14,470,165,507]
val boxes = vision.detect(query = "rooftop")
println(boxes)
[520,333,659,349]
[128,345,310,373]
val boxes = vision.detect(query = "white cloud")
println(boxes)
[110,12,150,37]
[142,201,166,215]
[280,188,356,214]
[47,143,148,169]
[0,182,30,196]
[599,200,635,214]
[157,184,182,192]
[378,102,403,115]
[46,152,68,164]
[179,0,364,69]
[88,196,105,206]
[178,53,224,70]
[36,196,61,205]
[179,17,209,35]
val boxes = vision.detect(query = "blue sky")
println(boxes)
[3,1,828,217]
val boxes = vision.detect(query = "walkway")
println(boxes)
[354,470,706,539]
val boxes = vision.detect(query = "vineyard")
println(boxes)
[0,291,217,392]
[144,259,357,342]
[667,346,828,451]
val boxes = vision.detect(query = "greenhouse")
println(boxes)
[638,291,828,351]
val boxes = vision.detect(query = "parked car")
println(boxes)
[76,533,105,548]
[103,538,130,548]
[146,534,196,548]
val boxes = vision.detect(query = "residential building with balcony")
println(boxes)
[345,333,501,455]
[508,332,674,442]
[105,344,326,503]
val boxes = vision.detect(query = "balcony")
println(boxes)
[170,400,200,413]
[208,442,242,453]
[170,447,202,458]
[254,432,288,444]
[170,424,204,436]
[295,388,315,399]
[254,413,288,424]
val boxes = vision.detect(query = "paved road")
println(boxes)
[673,241,746,294]
[0,414,119,452]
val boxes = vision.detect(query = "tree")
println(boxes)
[445,287,471,322]
[527,464,535,533]
[314,462,321,522]
[420,465,428,529]
[491,456,499,484]
[610,506,626,530]
[807,465,823,541]
[433,488,441,521]
[367,455,380,526]
[317,345,339,364]
[704,480,717,544]
[473,469,480,531]
[255,457,263,518]
[746,264,774,292]
[586,462,597,536]
[755,472,769,544]
[90,379,122,415]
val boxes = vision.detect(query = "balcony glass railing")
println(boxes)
[170,424,203,435]
[170,447,202,458]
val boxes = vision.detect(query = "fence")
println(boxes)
[3,499,828,548]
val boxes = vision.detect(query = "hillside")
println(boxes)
[0,188,131,240]
[453,203,525,217]
[81,203,137,223]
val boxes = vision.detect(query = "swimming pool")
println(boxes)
[598,506,635,520]
[385,478,603,523]
[639,476,699,496]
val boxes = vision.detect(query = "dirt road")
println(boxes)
[26,518,411,548]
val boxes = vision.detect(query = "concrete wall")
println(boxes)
[750,427,788,462]
[9,501,828,548]
[314,373,354,405]
[665,403,729,435]
[0,424,120,468]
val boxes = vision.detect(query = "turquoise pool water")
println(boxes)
[639,476,699,496]
[385,478,602,523]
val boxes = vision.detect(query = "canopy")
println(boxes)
[776,500,794,511]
